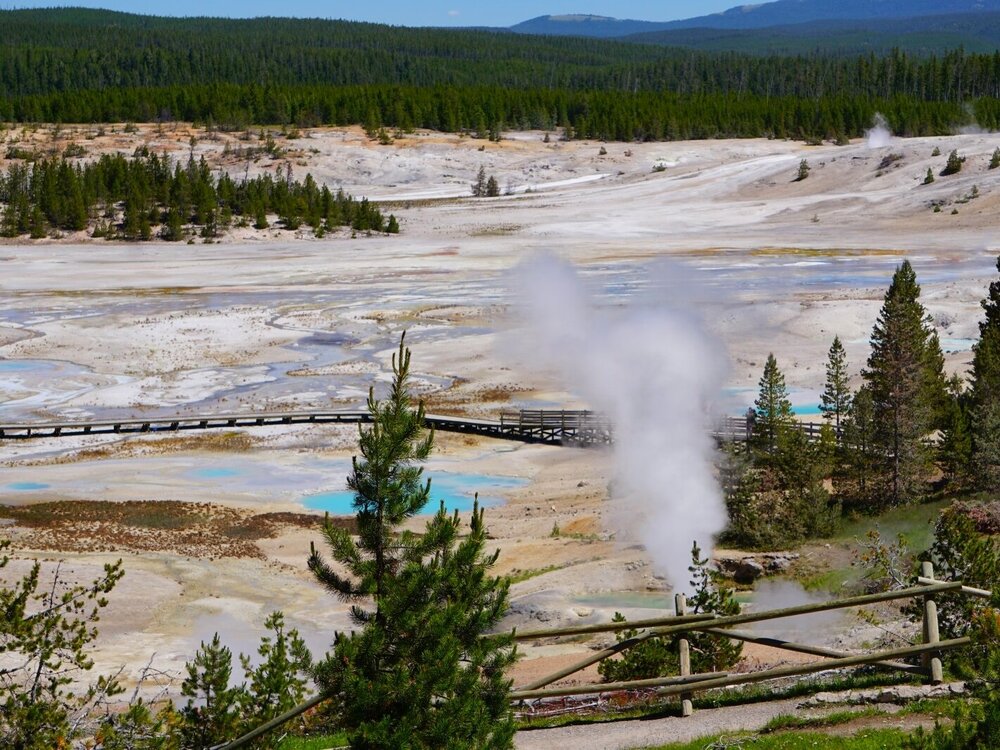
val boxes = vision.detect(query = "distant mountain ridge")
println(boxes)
[510,2,1000,38]
[626,11,1000,55]
[510,14,674,38]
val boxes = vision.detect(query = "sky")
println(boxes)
[4,1,739,27]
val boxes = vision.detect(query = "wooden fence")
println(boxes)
[213,564,986,749]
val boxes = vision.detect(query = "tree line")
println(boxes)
[5,84,993,143]
[0,150,397,240]
[6,10,1000,140]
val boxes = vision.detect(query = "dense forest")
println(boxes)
[0,150,395,240]
[4,9,1000,140]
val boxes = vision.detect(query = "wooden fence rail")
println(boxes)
[213,569,984,750]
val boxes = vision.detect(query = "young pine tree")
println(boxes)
[752,353,794,455]
[471,166,487,198]
[862,260,942,507]
[820,335,851,431]
[308,335,516,749]
[180,634,241,749]
[942,149,964,176]
[238,612,312,749]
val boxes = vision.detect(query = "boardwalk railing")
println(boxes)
[214,565,985,749]
[0,410,592,446]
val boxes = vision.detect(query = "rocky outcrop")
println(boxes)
[800,682,966,707]
[715,552,800,583]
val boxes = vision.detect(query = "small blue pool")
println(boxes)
[303,472,528,515]
[5,482,50,491]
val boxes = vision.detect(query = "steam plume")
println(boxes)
[506,253,728,589]
[865,113,893,149]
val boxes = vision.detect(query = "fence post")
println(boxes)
[921,561,944,685]
[675,593,693,717]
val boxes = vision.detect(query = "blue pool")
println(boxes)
[303,472,528,515]
[5,482,50,491]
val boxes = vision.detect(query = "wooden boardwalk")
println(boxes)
[0,409,613,447]
[0,409,825,447]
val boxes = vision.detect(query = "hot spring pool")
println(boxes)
[303,472,528,515]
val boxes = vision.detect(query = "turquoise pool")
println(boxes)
[303,472,528,515]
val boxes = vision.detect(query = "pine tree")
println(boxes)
[991,148,1000,170]
[970,255,1000,490]
[238,612,312,749]
[485,175,500,197]
[795,159,810,181]
[180,634,241,749]
[942,149,964,176]
[471,166,487,197]
[385,214,399,234]
[923,167,935,185]
[308,335,516,749]
[752,353,794,455]
[820,335,851,431]
[862,260,940,506]
[840,386,878,507]
[939,375,972,487]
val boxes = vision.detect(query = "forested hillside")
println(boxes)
[5,8,1000,141]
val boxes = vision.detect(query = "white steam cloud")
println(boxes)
[865,113,893,149]
[506,253,728,589]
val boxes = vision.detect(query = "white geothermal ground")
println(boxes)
[1,123,998,696]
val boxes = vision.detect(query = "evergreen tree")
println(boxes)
[180,634,241,749]
[237,612,312,749]
[862,260,940,507]
[471,166,487,197]
[971,255,1000,490]
[795,159,810,181]
[385,214,399,233]
[308,335,516,749]
[992,147,1000,170]
[752,353,794,455]
[942,149,964,176]
[923,167,935,184]
[820,335,851,431]
[485,175,500,197]
[939,375,972,487]
[839,386,878,508]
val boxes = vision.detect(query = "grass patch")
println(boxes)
[508,564,563,584]
[762,708,882,733]
[796,565,863,594]
[276,733,348,750]
[833,500,947,552]
[647,728,910,750]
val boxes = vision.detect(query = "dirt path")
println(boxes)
[514,699,912,750]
